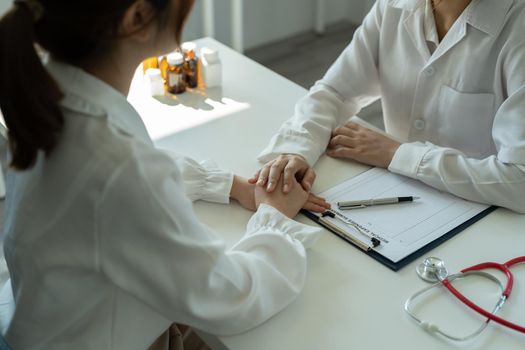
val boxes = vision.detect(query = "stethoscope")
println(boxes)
[404,256,525,341]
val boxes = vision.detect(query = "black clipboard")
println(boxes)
[301,206,497,271]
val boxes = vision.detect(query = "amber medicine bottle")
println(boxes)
[167,53,186,94]
[181,42,199,88]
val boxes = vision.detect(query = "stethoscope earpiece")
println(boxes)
[420,320,439,333]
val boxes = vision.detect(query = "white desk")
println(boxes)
[128,38,525,350]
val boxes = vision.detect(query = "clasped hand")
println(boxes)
[236,122,401,216]
[248,154,330,213]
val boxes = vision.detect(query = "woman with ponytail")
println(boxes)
[0,1,324,349]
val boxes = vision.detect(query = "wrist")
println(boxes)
[387,142,402,167]
[230,175,243,201]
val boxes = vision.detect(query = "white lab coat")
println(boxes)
[259,0,525,213]
[1,59,322,349]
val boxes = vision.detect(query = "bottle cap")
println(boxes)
[145,68,162,79]
[200,47,219,62]
[167,52,184,65]
[181,42,197,53]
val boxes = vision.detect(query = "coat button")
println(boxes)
[413,119,426,130]
[424,66,435,76]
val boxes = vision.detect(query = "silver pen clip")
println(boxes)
[337,204,367,210]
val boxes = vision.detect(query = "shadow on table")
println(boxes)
[154,87,225,111]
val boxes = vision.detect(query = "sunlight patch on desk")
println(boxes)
[128,67,251,141]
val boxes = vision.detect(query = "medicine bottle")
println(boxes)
[145,68,164,97]
[200,47,222,88]
[166,52,186,95]
[181,42,199,88]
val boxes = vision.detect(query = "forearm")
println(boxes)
[258,2,384,165]
[389,143,525,213]
[258,84,359,166]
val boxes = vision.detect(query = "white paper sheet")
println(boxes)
[313,167,489,263]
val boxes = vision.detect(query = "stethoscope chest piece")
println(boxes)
[416,257,449,282]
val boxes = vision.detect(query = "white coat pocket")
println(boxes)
[438,85,495,158]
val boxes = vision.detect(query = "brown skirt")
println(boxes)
[147,324,184,350]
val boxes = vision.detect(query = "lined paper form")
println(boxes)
[312,167,489,263]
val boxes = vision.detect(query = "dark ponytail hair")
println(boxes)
[0,0,194,170]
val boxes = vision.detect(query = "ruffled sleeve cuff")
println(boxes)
[173,157,234,204]
[246,204,324,249]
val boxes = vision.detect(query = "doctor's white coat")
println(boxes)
[259,0,525,213]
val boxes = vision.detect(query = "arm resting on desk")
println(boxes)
[389,63,525,214]
[97,150,323,336]
[389,143,525,213]
[258,0,385,166]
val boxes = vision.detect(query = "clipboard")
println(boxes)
[301,167,497,271]
[302,206,496,271]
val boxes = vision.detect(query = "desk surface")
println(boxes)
[129,38,525,350]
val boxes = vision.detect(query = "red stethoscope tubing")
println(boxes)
[442,256,525,333]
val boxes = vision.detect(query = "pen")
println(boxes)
[322,210,381,248]
[338,196,420,210]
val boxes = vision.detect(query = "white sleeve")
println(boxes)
[388,43,525,214]
[388,143,525,213]
[96,149,323,336]
[163,150,234,204]
[258,0,385,166]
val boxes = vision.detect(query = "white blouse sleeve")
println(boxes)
[388,40,525,213]
[96,149,323,335]
[162,150,234,204]
[257,0,385,166]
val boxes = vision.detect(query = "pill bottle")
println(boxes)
[181,42,199,88]
[200,47,222,88]
[166,52,186,94]
[145,68,164,97]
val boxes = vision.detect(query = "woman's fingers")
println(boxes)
[282,157,308,193]
[303,194,330,213]
[248,169,260,184]
[302,202,327,213]
[256,162,272,187]
[308,193,330,208]
[254,154,316,193]
[266,158,287,192]
[300,167,316,191]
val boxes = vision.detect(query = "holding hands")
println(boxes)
[327,121,401,168]
[236,121,401,217]
[246,154,330,214]
[231,173,329,217]
[249,154,316,193]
